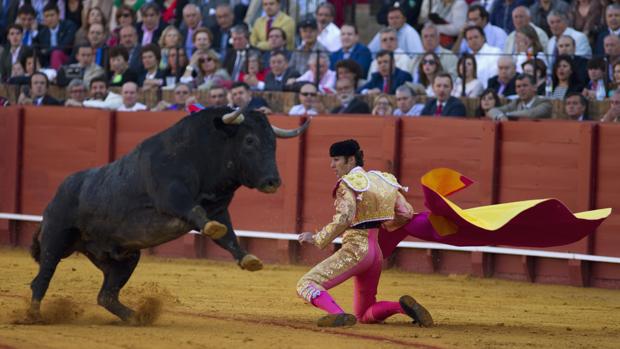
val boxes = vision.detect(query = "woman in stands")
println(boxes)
[514,25,546,73]
[107,5,136,47]
[158,25,183,70]
[452,53,483,97]
[415,52,444,97]
[610,60,620,91]
[551,55,584,100]
[522,58,548,96]
[475,88,502,118]
[108,46,138,87]
[239,51,269,90]
[335,59,365,90]
[189,28,215,65]
[371,94,394,116]
[74,6,108,46]
[181,49,230,90]
[162,47,188,84]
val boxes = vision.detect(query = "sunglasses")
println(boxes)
[422,59,436,65]
[300,92,317,97]
[118,13,131,18]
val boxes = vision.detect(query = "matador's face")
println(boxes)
[330,156,356,178]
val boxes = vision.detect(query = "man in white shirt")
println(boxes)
[289,82,319,115]
[118,82,147,111]
[83,76,123,110]
[367,28,414,80]
[464,25,502,88]
[503,6,549,54]
[393,85,424,116]
[546,10,592,59]
[455,4,507,54]
[368,6,423,57]
[316,3,341,52]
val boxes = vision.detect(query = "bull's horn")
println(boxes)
[222,108,245,124]
[272,118,311,138]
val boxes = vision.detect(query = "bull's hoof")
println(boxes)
[202,221,227,239]
[13,309,45,325]
[317,313,357,327]
[239,254,263,271]
[399,295,434,327]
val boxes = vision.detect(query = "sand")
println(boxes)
[0,247,619,349]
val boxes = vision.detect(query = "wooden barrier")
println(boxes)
[0,108,619,288]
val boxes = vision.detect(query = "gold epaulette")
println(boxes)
[341,171,370,192]
[369,171,408,192]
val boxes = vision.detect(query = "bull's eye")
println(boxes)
[245,136,257,147]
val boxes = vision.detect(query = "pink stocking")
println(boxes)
[311,291,344,314]
[360,301,403,323]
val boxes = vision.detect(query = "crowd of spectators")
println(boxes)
[0,0,618,122]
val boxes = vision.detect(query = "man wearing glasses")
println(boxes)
[289,83,319,116]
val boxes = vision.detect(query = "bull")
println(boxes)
[25,107,309,324]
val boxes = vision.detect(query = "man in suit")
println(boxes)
[136,3,166,47]
[0,0,19,43]
[18,72,62,106]
[420,73,466,117]
[331,77,370,114]
[593,4,620,56]
[330,24,372,77]
[210,4,235,56]
[488,74,552,120]
[17,5,38,47]
[180,4,204,57]
[546,11,592,59]
[250,0,295,51]
[564,92,589,121]
[260,27,290,67]
[263,50,299,91]
[224,24,259,81]
[358,50,412,95]
[35,3,76,69]
[230,81,271,113]
[0,24,23,82]
[119,26,142,74]
[487,56,517,98]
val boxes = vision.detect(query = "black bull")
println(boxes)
[25,107,309,324]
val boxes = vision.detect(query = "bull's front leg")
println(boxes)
[155,181,228,240]
[208,207,263,271]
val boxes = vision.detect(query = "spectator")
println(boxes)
[488,74,552,120]
[188,0,226,29]
[261,27,290,67]
[452,53,484,97]
[17,5,38,47]
[138,43,165,89]
[74,6,106,46]
[551,55,584,100]
[18,72,62,105]
[8,47,40,85]
[488,56,517,97]
[604,35,620,81]
[488,0,522,34]
[108,46,138,87]
[158,25,183,70]
[224,24,259,81]
[564,92,589,121]
[211,4,235,57]
[367,28,414,80]
[230,81,271,112]
[359,50,413,95]
[107,5,136,47]
[136,3,165,46]
[181,4,204,57]
[289,82,320,115]
[315,3,341,52]
[530,0,570,37]
[263,50,299,91]
[522,58,548,95]
[35,3,76,69]
[162,47,188,85]
[546,10,592,59]
[296,52,337,93]
[87,23,108,67]
[569,0,602,40]
[610,60,620,90]
[335,59,365,90]
[153,83,198,112]
[64,78,87,107]
[417,0,467,46]
[56,44,104,87]
[238,51,268,90]
[181,49,230,90]
[371,94,393,116]
[582,58,609,100]
[504,6,550,55]
[454,4,507,54]
[206,86,228,107]
[85,1,113,30]
[331,77,370,114]
[368,6,423,57]
[83,76,122,109]
[415,52,444,97]
[513,25,547,73]
[556,35,588,85]
[0,24,24,82]
[421,73,466,117]
[475,88,502,118]
[393,84,425,116]
[119,25,142,73]
[289,17,328,77]
[0,1,19,41]
[600,88,620,122]
[413,23,458,79]
[464,25,502,88]
[330,24,372,78]
[250,0,294,51]
[376,0,422,29]
[189,27,214,64]
[117,81,147,111]
[594,4,620,56]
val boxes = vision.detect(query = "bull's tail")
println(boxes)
[30,225,42,264]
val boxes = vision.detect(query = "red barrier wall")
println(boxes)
[1,109,618,288]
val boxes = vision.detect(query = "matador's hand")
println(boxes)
[298,232,315,245]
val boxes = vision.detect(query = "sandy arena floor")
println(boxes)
[0,247,619,349]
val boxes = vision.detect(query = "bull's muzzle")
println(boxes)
[258,177,281,193]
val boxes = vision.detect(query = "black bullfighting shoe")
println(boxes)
[399,295,434,327]
[202,221,227,239]
[317,313,357,327]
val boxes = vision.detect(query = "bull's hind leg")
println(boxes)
[85,250,140,323]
